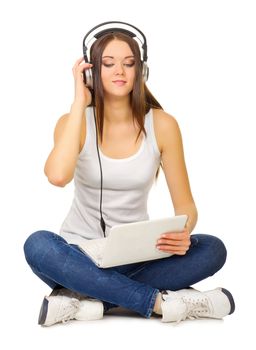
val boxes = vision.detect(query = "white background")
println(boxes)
[0,0,255,348]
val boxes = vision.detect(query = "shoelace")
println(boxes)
[177,297,212,323]
[61,298,80,323]
[56,288,92,302]
[56,288,79,299]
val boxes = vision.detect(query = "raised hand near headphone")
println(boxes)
[72,57,93,108]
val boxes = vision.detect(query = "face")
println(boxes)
[101,39,136,98]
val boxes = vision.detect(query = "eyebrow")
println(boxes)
[102,55,135,59]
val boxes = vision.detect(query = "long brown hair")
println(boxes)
[89,32,163,179]
[90,32,162,138]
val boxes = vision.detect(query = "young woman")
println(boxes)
[23,22,235,326]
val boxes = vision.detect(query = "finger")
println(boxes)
[161,231,189,240]
[74,57,86,66]
[157,244,189,254]
[158,234,191,243]
[157,244,190,252]
[72,63,93,78]
[73,62,93,72]
[157,239,190,247]
[174,251,188,256]
[158,243,189,251]
[157,236,191,249]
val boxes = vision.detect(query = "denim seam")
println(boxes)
[126,261,150,279]
[145,288,159,318]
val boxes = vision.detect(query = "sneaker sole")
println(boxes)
[221,288,235,315]
[38,297,49,325]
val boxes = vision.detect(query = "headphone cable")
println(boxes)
[93,106,106,237]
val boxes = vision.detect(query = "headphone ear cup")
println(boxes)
[83,68,93,89]
[142,62,149,82]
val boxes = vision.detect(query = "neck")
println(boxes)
[103,96,132,124]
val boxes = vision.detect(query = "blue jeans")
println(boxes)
[23,231,227,318]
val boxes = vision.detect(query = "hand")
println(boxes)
[156,228,191,255]
[72,57,93,107]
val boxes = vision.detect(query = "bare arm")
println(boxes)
[44,58,93,187]
[44,103,85,186]
[156,109,198,233]
[155,110,198,255]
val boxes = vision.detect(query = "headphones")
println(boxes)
[82,21,149,89]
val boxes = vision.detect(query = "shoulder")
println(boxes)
[152,108,181,154]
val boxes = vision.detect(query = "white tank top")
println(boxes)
[60,107,161,243]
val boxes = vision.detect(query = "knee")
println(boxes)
[192,234,227,271]
[210,235,227,270]
[23,230,55,267]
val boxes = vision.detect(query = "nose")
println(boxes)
[114,62,124,75]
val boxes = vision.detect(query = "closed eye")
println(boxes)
[124,62,135,67]
[102,63,114,67]
[102,62,135,68]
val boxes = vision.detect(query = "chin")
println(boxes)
[104,88,133,98]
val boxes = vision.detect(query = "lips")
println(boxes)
[112,80,126,86]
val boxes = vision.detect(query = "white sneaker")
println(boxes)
[38,287,104,326]
[38,289,79,326]
[75,298,104,321]
[160,287,235,323]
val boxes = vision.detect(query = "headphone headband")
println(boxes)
[82,21,148,62]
